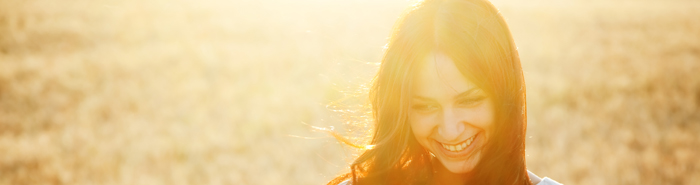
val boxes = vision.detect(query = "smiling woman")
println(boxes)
[326,0,562,184]
[409,52,496,176]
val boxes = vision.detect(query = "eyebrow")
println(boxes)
[412,88,480,101]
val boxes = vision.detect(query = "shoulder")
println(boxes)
[528,170,563,185]
[338,179,351,185]
[340,173,561,185]
[537,177,563,185]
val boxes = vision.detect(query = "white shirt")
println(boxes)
[535,177,562,185]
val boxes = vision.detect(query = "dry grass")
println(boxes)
[0,0,698,184]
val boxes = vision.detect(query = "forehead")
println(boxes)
[412,52,476,97]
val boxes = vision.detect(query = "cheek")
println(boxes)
[470,108,494,128]
[465,101,496,129]
[409,114,436,138]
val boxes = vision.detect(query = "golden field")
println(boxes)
[0,0,699,184]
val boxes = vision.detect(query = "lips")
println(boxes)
[434,132,481,159]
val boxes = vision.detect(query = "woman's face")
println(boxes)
[409,52,494,174]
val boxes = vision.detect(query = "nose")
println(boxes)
[438,109,465,142]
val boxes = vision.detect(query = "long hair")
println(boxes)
[328,0,529,184]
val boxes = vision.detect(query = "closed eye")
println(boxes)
[411,103,439,113]
[456,96,486,107]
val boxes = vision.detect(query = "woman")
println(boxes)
[328,0,561,184]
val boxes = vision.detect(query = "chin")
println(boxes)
[439,151,482,174]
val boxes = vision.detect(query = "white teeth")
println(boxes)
[441,134,477,152]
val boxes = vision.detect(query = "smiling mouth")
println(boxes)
[439,134,478,152]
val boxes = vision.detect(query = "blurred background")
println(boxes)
[1,0,699,184]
